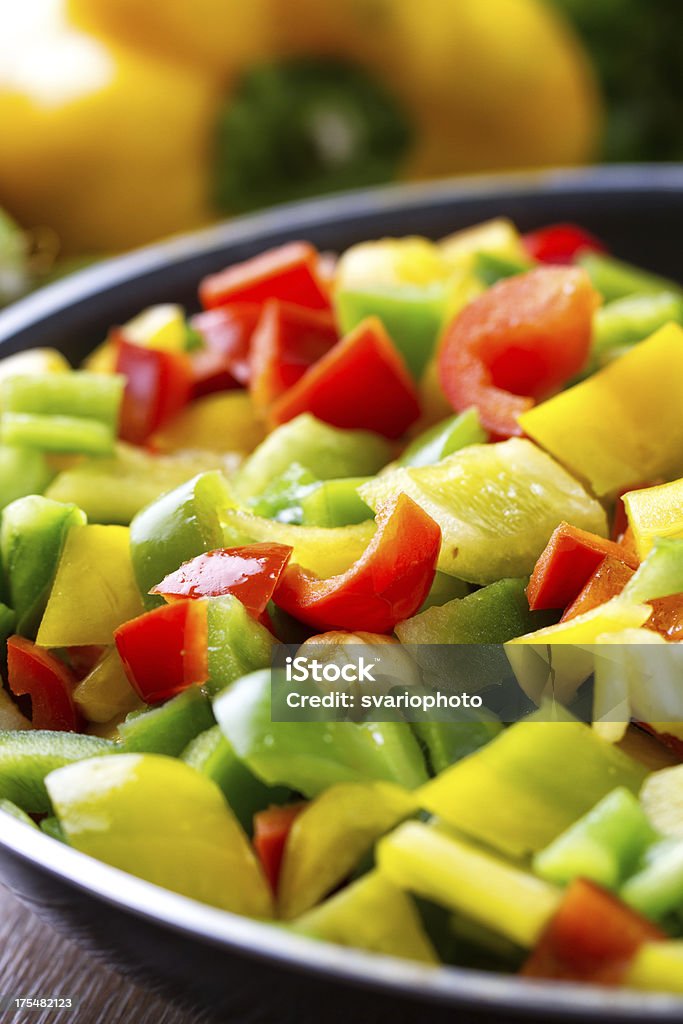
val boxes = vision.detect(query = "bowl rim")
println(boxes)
[1,163,683,1019]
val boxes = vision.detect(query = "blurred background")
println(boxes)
[0,0,680,306]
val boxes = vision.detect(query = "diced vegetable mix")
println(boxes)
[2,220,683,994]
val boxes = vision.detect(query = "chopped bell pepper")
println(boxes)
[360,438,607,584]
[117,686,214,755]
[523,878,664,983]
[46,443,236,526]
[122,304,191,352]
[114,334,193,445]
[533,787,657,890]
[396,577,554,645]
[7,636,81,732]
[153,398,262,462]
[151,543,292,618]
[0,372,124,455]
[36,525,144,647]
[73,647,142,724]
[0,730,114,813]
[419,708,648,857]
[591,292,683,369]
[269,318,420,439]
[473,251,533,287]
[0,799,38,829]
[0,348,70,388]
[621,838,683,922]
[1,496,86,637]
[621,537,683,604]
[437,266,598,438]
[628,942,683,995]
[222,507,376,579]
[0,445,53,512]
[527,522,639,612]
[248,463,318,524]
[200,242,331,312]
[562,556,635,621]
[182,725,289,834]
[250,301,338,411]
[234,413,390,501]
[278,782,415,919]
[189,305,260,395]
[0,676,30,731]
[205,595,275,696]
[399,408,486,468]
[114,599,208,704]
[412,714,503,775]
[291,870,437,963]
[522,223,606,265]
[253,802,306,894]
[640,764,683,840]
[519,325,683,497]
[439,219,528,271]
[274,495,439,634]
[299,478,372,528]
[130,470,231,609]
[624,478,683,560]
[379,821,560,949]
[213,669,428,798]
[577,252,682,303]
[414,571,470,612]
[46,754,273,917]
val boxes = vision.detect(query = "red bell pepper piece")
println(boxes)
[114,333,194,445]
[150,543,294,619]
[250,300,338,412]
[438,267,599,439]
[527,522,639,611]
[647,594,683,642]
[522,223,607,265]
[523,878,664,984]
[7,636,82,732]
[269,317,421,439]
[189,305,261,396]
[274,494,441,633]
[561,556,635,622]
[66,645,107,680]
[114,600,208,704]
[199,242,331,312]
[253,803,307,893]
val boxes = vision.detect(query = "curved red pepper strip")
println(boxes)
[150,543,294,620]
[199,242,331,312]
[7,635,82,732]
[273,493,441,634]
[190,304,261,396]
[114,333,194,445]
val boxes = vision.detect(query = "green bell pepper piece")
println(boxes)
[213,670,428,798]
[534,787,658,889]
[249,462,318,523]
[279,782,416,919]
[118,686,215,756]
[0,730,115,813]
[46,444,236,525]
[206,595,274,696]
[336,282,448,378]
[234,414,390,501]
[473,251,532,287]
[130,470,231,609]
[299,477,373,527]
[416,572,470,613]
[413,713,503,776]
[621,838,683,921]
[396,578,552,644]
[399,408,486,468]
[578,252,682,302]
[1,495,86,637]
[291,870,438,962]
[419,707,649,858]
[46,753,274,917]
[0,445,52,511]
[592,292,683,369]
[40,815,65,842]
[181,725,289,835]
[0,798,38,829]
[0,603,16,649]
[622,537,683,603]
[378,821,561,948]
[0,372,124,455]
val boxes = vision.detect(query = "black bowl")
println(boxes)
[1,166,683,1024]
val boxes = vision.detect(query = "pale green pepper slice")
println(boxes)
[0,730,115,813]
[0,444,52,512]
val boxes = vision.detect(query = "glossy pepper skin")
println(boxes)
[1,0,598,254]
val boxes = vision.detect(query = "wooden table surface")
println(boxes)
[0,886,215,1024]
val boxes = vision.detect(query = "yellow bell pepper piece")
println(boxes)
[73,647,143,723]
[150,392,265,455]
[123,304,188,352]
[46,753,274,917]
[0,349,70,394]
[624,478,683,560]
[36,524,144,646]
[439,217,527,270]
[335,237,452,290]
[520,324,683,498]
[0,8,216,253]
[627,942,683,995]
[278,782,416,920]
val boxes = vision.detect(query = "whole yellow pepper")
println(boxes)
[0,0,601,255]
